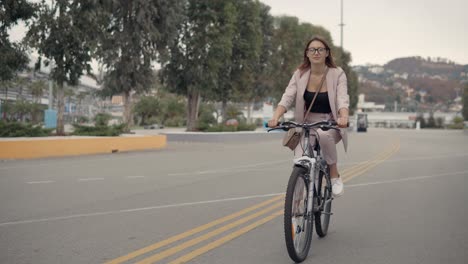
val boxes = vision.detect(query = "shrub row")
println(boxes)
[72,123,126,136]
[202,123,257,132]
[0,121,53,137]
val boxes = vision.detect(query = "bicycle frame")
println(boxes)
[267,120,337,216]
[293,127,331,215]
[293,128,319,217]
[269,120,340,261]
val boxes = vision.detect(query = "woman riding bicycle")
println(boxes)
[268,36,349,197]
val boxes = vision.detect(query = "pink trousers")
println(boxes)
[294,112,341,164]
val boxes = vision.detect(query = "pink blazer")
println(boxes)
[278,67,350,152]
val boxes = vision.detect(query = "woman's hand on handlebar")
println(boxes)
[337,116,348,128]
[267,118,279,128]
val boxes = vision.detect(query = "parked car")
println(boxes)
[357,113,368,132]
[144,123,164,129]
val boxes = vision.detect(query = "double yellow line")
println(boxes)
[341,139,400,183]
[105,195,284,264]
[104,139,399,264]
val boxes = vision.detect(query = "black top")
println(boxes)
[303,90,332,113]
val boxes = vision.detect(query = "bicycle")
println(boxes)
[268,120,341,263]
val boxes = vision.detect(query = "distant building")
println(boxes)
[357,94,385,112]
[369,66,384,74]
[360,112,459,129]
[0,57,110,122]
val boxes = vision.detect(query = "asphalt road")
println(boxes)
[0,129,467,264]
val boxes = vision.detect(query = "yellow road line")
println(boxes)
[104,195,283,264]
[341,142,397,177]
[167,209,284,264]
[164,140,401,264]
[135,202,283,264]
[343,140,400,183]
[105,139,400,264]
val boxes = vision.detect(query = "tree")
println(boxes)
[162,0,239,131]
[463,83,468,121]
[75,91,88,117]
[95,0,184,131]
[269,16,306,102]
[26,0,98,134]
[133,96,161,125]
[230,1,268,123]
[416,113,426,128]
[29,79,46,103]
[427,112,436,128]
[159,92,186,126]
[0,0,36,81]
[236,2,275,124]
[202,0,237,122]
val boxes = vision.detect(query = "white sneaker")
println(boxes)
[331,177,344,197]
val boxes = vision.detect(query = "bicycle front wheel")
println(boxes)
[284,166,313,263]
[315,168,332,237]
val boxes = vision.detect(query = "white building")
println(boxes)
[357,94,385,112]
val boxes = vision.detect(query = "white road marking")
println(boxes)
[0,156,129,171]
[77,178,105,182]
[346,170,468,188]
[0,192,284,227]
[26,180,55,184]
[126,176,146,179]
[3,170,466,227]
[168,159,291,176]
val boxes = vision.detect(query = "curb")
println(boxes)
[0,135,167,159]
[0,131,284,159]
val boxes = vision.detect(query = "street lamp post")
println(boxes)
[339,0,345,49]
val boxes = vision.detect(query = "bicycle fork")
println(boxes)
[293,156,317,217]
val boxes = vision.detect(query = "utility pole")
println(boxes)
[48,63,53,109]
[44,0,57,129]
[48,0,55,110]
[339,0,345,49]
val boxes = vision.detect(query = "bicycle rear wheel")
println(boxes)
[315,168,332,237]
[284,166,313,263]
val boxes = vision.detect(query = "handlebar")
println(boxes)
[267,120,347,132]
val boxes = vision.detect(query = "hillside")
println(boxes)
[353,56,467,112]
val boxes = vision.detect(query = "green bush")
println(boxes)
[205,124,236,132]
[201,122,257,132]
[0,121,53,137]
[196,103,217,131]
[164,117,186,127]
[237,122,257,131]
[76,116,89,123]
[94,113,112,127]
[448,116,464,129]
[72,123,125,136]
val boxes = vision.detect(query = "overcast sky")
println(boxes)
[260,0,468,66]
[9,0,468,66]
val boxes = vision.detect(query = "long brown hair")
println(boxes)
[298,36,337,76]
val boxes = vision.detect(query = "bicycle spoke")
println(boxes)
[291,176,309,253]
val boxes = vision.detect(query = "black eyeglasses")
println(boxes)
[307,47,327,54]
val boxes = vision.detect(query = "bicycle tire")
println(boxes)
[284,166,314,263]
[315,168,332,237]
